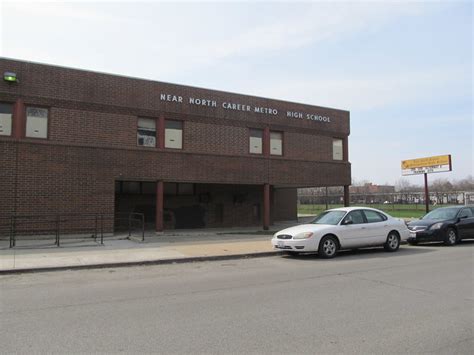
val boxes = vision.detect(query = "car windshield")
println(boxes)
[422,208,459,220]
[312,211,347,225]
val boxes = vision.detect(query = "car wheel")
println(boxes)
[384,231,400,252]
[444,228,457,246]
[318,236,338,259]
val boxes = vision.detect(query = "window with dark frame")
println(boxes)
[163,182,194,195]
[178,183,194,195]
[0,102,13,136]
[249,128,263,154]
[164,183,178,195]
[137,117,156,147]
[364,210,387,223]
[270,131,283,156]
[165,120,183,149]
[26,107,48,139]
[115,181,157,195]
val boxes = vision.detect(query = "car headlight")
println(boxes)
[293,232,314,239]
[429,222,443,230]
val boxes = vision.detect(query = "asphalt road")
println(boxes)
[1,242,473,354]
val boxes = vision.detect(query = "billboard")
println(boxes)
[401,155,452,176]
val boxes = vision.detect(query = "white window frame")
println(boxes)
[26,107,48,139]
[0,103,13,136]
[137,117,156,147]
[270,131,283,156]
[165,120,183,149]
[249,128,263,154]
[333,138,343,161]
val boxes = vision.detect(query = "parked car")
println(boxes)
[271,207,409,258]
[407,206,474,245]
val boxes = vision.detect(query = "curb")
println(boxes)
[0,251,284,275]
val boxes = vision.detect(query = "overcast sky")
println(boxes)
[1,0,472,185]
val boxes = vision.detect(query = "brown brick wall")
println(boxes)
[0,58,351,230]
[0,58,350,135]
[0,141,17,217]
[14,143,114,216]
[50,107,136,147]
[284,132,333,161]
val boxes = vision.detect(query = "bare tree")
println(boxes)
[395,178,413,192]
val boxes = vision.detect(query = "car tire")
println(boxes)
[384,231,400,252]
[318,236,338,259]
[444,228,457,246]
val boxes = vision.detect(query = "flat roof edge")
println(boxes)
[0,56,350,114]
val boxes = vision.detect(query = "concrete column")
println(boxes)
[263,183,270,230]
[344,185,350,207]
[156,181,164,232]
[158,114,165,149]
[13,98,25,139]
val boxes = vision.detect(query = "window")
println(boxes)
[165,120,183,149]
[178,183,194,195]
[333,138,343,160]
[163,182,194,195]
[164,183,178,195]
[364,210,387,223]
[249,128,263,154]
[458,208,473,218]
[141,182,156,194]
[26,107,48,139]
[137,118,156,147]
[115,181,156,194]
[122,181,140,194]
[343,210,366,224]
[0,103,13,136]
[270,131,283,155]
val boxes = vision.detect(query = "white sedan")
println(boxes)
[271,207,409,258]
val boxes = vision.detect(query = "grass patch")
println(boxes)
[298,204,444,219]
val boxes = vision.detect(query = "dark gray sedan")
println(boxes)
[407,206,474,245]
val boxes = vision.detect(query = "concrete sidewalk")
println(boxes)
[0,223,299,273]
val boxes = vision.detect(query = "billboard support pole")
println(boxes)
[424,173,429,214]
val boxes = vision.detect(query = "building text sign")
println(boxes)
[401,155,452,176]
[160,93,331,123]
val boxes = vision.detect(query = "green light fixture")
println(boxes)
[3,71,18,83]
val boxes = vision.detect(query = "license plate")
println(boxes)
[277,241,285,248]
[410,231,417,239]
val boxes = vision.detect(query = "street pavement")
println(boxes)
[1,241,473,354]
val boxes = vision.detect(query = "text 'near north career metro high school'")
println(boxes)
[160,93,331,123]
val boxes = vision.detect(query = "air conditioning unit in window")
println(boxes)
[138,134,156,147]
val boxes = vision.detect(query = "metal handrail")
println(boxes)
[1,212,145,248]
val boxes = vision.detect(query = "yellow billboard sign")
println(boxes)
[401,155,452,176]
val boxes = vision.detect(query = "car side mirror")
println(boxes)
[459,215,468,220]
[342,219,353,225]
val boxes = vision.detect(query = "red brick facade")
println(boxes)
[0,58,351,231]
